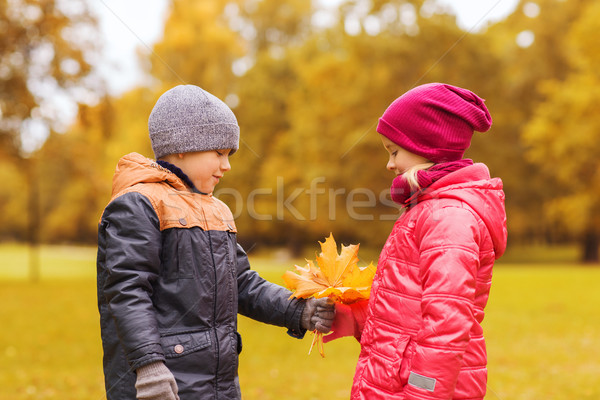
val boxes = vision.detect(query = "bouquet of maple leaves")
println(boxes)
[282,233,376,357]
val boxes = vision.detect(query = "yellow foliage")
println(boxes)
[282,233,375,356]
[282,233,376,304]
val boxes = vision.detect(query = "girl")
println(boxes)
[325,83,507,400]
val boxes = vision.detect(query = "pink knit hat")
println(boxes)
[377,83,492,163]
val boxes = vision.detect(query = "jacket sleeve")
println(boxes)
[405,205,481,400]
[235,244,306,338]
[99,192,165,370]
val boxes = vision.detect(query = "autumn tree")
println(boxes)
[34,0,599,262]
[233,0,502,251]
[149,0,244,98]
[37,87,156,243]
[141,0,511,252]
[470,0,590,245]
[0,0,99,278]
[522,0,600,262]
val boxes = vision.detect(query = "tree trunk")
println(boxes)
[286,226,304,258]
[25,157,41,281]
[581,230,599,264]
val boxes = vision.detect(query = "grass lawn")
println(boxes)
[0,243,599,399]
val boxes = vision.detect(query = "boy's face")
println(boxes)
[175,149,232,193]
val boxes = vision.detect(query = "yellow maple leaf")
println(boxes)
[282,233,375,304]
[282,233,377,357]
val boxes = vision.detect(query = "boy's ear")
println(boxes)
[177,153,185,159]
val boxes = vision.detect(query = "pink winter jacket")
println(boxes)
[352,164,507,400]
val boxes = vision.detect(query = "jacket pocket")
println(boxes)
[235,331,243,354]
[160,229,198,280]
[160,330,211,358]
[399,339,415,387]
[365,333,411,393]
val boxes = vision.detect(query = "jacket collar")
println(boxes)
[112,153,193,197]
[409,163,507,259]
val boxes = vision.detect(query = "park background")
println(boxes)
[1,0,599,398]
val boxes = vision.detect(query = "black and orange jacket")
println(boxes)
[97,153,305,399]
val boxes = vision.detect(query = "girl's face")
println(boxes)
[173,149,232,193]
[380,135,429,175]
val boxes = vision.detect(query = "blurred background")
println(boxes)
[1,0,599,399]
[1,0,599,261]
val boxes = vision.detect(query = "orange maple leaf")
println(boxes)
[282,233,376,357]
[282,233,376,305]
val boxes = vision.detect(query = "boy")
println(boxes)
[97,85,334,399]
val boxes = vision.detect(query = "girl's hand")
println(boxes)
[323,300,369,343]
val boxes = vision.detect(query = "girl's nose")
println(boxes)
[386,158,395,171]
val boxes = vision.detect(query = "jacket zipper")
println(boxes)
[207,230,220,397]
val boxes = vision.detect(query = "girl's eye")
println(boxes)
[391,151,398,156]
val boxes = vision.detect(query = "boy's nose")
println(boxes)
[221,157,231,171]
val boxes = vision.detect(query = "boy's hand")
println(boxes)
[135,361,179,400]
[301,298,335,333]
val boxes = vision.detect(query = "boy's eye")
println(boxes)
[216,150,223,156]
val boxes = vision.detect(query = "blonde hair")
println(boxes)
[404,162,435,190]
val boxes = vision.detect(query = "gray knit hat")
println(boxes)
[148,85,240,159]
